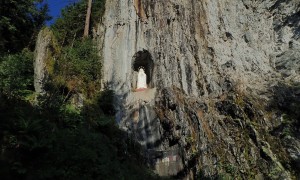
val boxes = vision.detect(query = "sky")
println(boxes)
[45,0,79,26]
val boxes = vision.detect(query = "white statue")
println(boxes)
[137,68,147,89]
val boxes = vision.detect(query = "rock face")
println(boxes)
[99,0,300,178]
[34,28,57,97]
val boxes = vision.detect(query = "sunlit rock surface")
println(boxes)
[34,28,57,97]
[98,0,300,178]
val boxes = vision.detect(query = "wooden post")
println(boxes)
[83,0,92,38]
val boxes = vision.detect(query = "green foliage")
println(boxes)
[81,89,116,140]
[196,170,212,180]
[51,0,106,46]
[51,1,86,46]
[95,88,115,116]
[0,0,51,54]
[48,0,106,99]
[216,174,234,180]
[54,38,102,97]
[0,93,159,180]
[0,49,34,99]
[91,0,106,24]
[0,0,159,179]
[60,39,101,82]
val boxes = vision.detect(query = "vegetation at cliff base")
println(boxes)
[0,92,157,179]
[0,0,159,179]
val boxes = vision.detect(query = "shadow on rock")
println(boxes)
[268,82,300,176]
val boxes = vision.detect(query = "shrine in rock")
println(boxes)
[131,50,154,91]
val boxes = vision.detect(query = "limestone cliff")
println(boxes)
[34,28,58,97]
[99,0,300,178]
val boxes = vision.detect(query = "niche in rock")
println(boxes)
[132,50,154,91]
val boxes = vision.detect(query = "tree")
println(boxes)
[0,0,51,55]
[51,0,105,45]
[51,1,87,46]
[83,0,93,38]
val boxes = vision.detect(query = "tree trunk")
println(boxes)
[83,0,92,38]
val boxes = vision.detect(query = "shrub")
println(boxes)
[0,49,34,99]
[54,38,101,97]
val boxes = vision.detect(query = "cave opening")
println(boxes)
[132,50,154,90]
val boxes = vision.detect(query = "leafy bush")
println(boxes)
[54,38,101,98]
[0,49,34,99]
[48,0,105,100]
[0,0,161,179]
[61,39,100,81]
[0,93,159,180]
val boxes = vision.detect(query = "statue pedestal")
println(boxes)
[135,88,147,92]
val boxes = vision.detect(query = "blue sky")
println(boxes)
[45,0,79,26]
